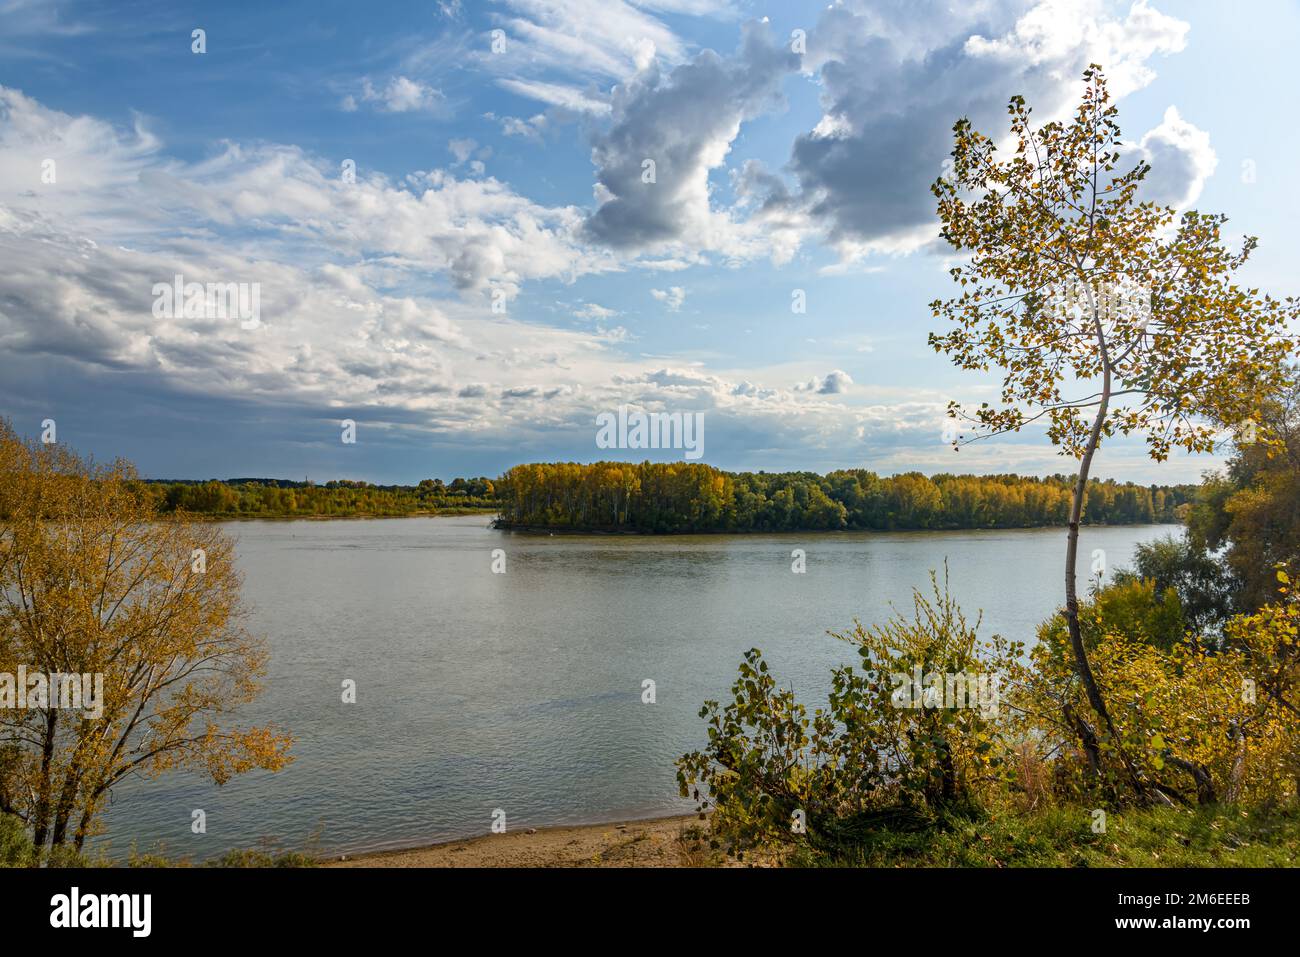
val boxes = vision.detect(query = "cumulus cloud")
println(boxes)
[573,302,618,320]
[0,0,1226,481]
[0,84,920,471]
[573,1,1201,268]
[583,19,798,252]
[781,0,1194,260]
[650,286,686,311]
[795,369,854,395]
[344,76,448,114]
[1131,105,1217,209]
[0,87,161,232]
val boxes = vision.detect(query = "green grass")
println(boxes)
[788,802,1300,867]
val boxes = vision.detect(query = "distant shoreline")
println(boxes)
[174,513,1178,531]
[183,507,498,522]
[491,519,1179,535]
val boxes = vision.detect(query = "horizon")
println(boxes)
[133,462,1203,488]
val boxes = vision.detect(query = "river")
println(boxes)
[94,516,1173,859]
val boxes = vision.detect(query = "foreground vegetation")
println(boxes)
[0,423,293,863]
[0,813,317,867]
[677,69,1299,868]
[785,803,1300,868]
[677,561,1300,866]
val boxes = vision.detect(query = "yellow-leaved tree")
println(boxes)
[0,420,292,860]
[930,66,1298,800]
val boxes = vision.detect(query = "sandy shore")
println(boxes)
[324,814,712,868]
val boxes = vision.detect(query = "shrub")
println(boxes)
[676,571,1022,854]
[0,813,31,867]
[1017,569,1300,807]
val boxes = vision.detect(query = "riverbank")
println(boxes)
[181,506,498,522]
[319,801,1300,868]
[324,814,711,868]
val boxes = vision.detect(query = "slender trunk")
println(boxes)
[73,802,98,853]
[1065,287,1150,801]
[1062,701,1102,780]
[30,708,58,859]
[50,767,81,847]
[1065,431,1114,736]
[1165,754,1216,804]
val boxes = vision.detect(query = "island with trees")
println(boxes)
[492,463,1195,533]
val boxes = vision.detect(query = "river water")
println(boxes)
[94,516,1172,859]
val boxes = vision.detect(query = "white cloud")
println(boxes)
[497,78,611,116]
[487,0,688,82]
[347,76,448,115]
[573,302,618,320]
[779,0,1191,262]
[0,84,903,459]
[794,369,854,395]
[1132,105,1217,209]
[650,286,686,311]
[583,19,799,256]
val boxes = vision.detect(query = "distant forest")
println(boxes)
[143,476,496,517]
[494,462,1196,533]
[140,464,1195,531]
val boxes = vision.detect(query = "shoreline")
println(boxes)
[492,519,1179,535]
[322,813,708,868]
[178,508,498,523]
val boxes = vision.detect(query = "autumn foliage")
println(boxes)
[496,460,1191,532]
[0,421,291,860]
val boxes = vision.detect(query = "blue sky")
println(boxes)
[0,0,1295,483]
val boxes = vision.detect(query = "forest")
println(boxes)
[494,461,1195,533]
[137,465,1193,531]
[142,476,497,517]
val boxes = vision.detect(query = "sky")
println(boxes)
[0,0,1296,484]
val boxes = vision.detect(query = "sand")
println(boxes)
[323,814,714,868]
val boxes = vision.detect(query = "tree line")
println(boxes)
[494,461,1195,532]
[142,476,496,517]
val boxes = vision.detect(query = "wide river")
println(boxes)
[95,516,1172,859]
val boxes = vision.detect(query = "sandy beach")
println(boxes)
[324,814,712,868]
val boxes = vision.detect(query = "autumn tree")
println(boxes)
[930,67,1298,798]
[0,421,292,859]
[1186,368,1300,612]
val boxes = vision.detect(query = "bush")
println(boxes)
[1117,534,1236,634]
[680,568,1300,858]
[1016,569,1300,808]
[1037,577,1187,663]
[0,814,32,867]
[676,571,1022,855]
[204,848,316,868]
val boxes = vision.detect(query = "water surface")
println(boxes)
[96,516,1172,859]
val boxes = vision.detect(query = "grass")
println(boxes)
[787,802,1300,867]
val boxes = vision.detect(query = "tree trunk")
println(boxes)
[50,768,80,848]
[1064,439,1116,741]
[30,708,58,860]
[1065,288,1148,800]
[73,806,96,852]
[1062,701,1102,780]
